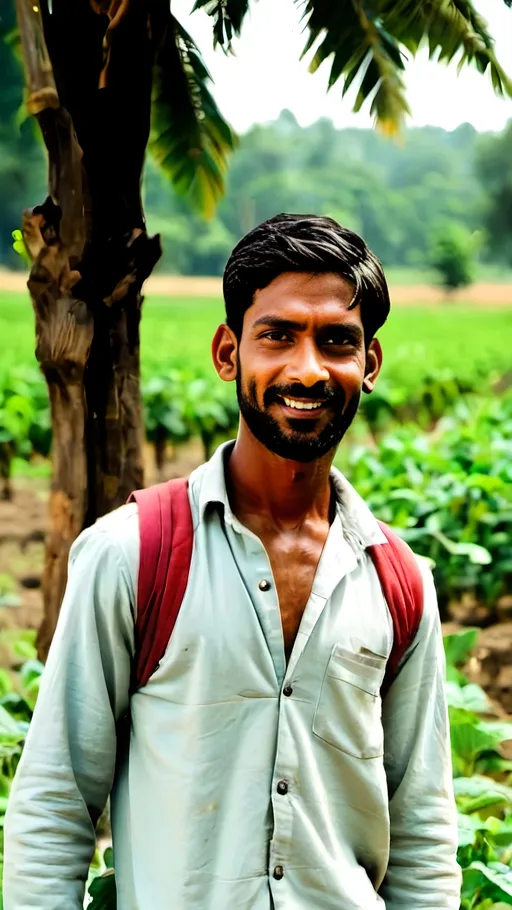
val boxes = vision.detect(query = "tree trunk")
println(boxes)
[0,444,14,502]
[154,426,167,481]
[16,0,162,659]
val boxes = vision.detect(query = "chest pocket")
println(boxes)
[312,645,386,760]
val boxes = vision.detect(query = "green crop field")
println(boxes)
[1,291,511,385]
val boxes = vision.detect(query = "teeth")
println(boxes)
[283,397,323,410]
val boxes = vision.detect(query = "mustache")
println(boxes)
[264,383,343,407]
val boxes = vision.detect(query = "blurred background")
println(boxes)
[1,0,512,905]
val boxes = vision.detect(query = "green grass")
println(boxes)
[141,295,224,379]
[1,291,511,387]
[0,292,224,378]
[377,306,512,385]
[384,264,512,285]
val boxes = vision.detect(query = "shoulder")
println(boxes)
[69,503,139,594]
[413,553,439,622]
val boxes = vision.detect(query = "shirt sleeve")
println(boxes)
[3,505,137,910]
[379,558,461,910]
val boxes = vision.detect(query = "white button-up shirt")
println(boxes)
[4,442,461,910]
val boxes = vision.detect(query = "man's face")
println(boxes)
[233,271,378,463]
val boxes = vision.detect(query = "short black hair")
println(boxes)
[223,213,390,343]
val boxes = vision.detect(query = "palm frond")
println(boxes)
[383,0,512,97]
[296,0,512,135]
[192,0,250,51]
[149,15,237,218]
[300,1,410,135]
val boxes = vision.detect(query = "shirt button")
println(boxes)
[283,685,293,697]
[258,579,271,591]
[273,865,284,880]
[277,780,288,795]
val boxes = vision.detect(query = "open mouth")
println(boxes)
[277,396,326,417]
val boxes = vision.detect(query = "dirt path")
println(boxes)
[1,269,512,304]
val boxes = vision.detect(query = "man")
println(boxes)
[4,214,460,909]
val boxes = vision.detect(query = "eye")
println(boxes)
[323,335,355,347]
[262,331,291,342]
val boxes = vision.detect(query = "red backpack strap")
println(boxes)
[126,478,193,691]
[367,520,424,693]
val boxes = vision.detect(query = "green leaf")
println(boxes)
[463,861,512,899]
[450,715,506,774]
[192,1,249,51]
[444,628,479,669]
[11,634,37,662]
[11,230,30,266]
[458,810,479,848]
[19,660,44,689]
[301,2,409,134]
[298,0,512,135]
[430,528,492,564]
[0,703,25,736]
[454,775,512,806]
[446,664,468,686]
[150,16,237,217]
[445,682,491,714]
[0,671,12,699]
[482,721,512,745]
[87,868,117,909]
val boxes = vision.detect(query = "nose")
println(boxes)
[284,339,330,388]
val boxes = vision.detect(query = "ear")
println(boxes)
[212,324,238,382]
[363,338,383,394]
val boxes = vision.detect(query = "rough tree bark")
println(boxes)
[16,0,161,659]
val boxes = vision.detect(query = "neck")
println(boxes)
[226,422,335,531]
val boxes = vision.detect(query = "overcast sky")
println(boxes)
[173,0,512,134]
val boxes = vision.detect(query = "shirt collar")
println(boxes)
[193,440,386,553]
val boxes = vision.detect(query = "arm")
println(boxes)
[379,559,461,910]
[3,507,136,910]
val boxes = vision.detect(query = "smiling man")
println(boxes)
[4,214,461,910]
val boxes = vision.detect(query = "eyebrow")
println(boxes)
[252,316,364,343]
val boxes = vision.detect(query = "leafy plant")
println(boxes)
[181,377,238,460]
[0,366,53,496]
[11,229,30,267]
[87,847,116,909]
[0,574,21,610]
[142,369,239,467]
[444,630,512,909]
[0,656,43,810]
[340,393,512,615]
[142,371,191,477]
[429,223,480,293]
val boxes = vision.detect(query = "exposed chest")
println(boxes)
[262,531,328,662]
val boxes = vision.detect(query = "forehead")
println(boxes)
[247,271,360,327]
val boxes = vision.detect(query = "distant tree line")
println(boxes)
[1,15,512,278]
[142,111,512,277]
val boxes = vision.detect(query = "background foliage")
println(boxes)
[2,92,512,277]
[2,4,512,905]
[0,290,510,622]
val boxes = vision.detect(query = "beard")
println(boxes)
[236,363,361,463]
